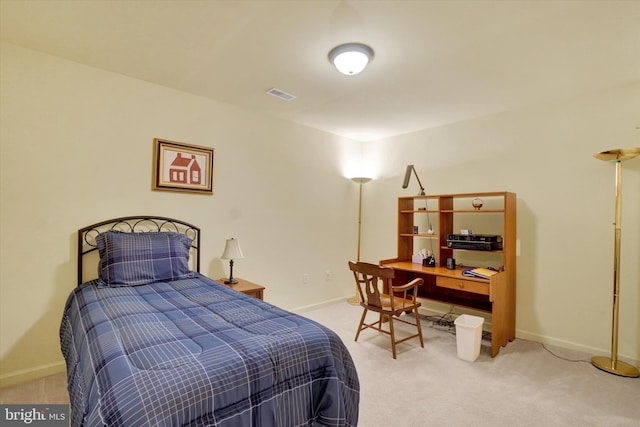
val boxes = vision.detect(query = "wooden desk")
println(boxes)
[380,260,515,357]
[219,277,265,300]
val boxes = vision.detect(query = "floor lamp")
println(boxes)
[348,177,372,305]
[591,147,639,378]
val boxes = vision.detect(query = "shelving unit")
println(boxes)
[381,191,516,357]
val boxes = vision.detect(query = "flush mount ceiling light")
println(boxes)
[328,43,374,75]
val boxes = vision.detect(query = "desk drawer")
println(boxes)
[436,276,489,296]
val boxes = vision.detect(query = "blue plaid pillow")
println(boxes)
[96,230,195,286]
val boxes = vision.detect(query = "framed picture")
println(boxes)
[153,138,214,194]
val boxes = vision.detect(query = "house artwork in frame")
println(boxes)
[153,138,214,194]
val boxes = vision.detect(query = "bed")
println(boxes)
[60,216,359,426]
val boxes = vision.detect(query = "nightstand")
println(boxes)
[219,277,265,300]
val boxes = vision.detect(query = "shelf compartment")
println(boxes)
[441,209,504,213]
[400,210,439,214]
[443,246,504,254]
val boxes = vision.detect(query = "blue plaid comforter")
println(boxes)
[60,275,359,426]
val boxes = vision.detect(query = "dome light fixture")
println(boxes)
[328,43,374,75]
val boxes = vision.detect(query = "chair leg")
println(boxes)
[355,308,368,342]
[388,315,397,359]
[414,309,424,348]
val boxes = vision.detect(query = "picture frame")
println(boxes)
[152,138,214,195]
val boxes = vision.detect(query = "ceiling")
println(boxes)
[1,0,639,141]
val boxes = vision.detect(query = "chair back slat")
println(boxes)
[349,261,395,308]
[364,274,382,308]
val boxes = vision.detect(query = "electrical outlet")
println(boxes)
[303,273,309,284]
[325,270,332,281]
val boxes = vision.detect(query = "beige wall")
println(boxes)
[362,82,640,365]
[0,43,363,386]
[1,42,638,387]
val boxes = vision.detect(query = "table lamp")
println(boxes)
[221,238,244,284]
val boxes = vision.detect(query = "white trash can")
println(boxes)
[454,314,484,361]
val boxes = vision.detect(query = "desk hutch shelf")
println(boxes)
[381,191,516,357]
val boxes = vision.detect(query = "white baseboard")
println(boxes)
[418,301,639,366]
[0,361,66,389]
[516,329,639,367]
[290,296,348,313]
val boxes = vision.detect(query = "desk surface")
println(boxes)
[382,261,493,283]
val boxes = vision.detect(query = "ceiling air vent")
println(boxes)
[265,87,296,101]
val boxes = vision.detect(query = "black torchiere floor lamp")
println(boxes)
[591,147,639,378]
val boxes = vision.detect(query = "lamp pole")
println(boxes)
[351,177,372,261]
[591,147,639,378]
[349,177,372,305]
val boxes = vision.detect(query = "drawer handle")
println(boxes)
[457,282,464,289]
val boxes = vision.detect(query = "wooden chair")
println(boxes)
[348,261,424,359]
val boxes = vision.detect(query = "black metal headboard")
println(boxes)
[77,216,201,286]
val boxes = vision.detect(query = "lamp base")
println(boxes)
[224,278,238,284]
[591,356,639,378]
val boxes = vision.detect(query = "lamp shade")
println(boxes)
[328,43,374,75]
[221,238,244,260]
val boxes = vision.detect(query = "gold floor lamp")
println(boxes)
[591,147,639,378]
[348,177,372,305]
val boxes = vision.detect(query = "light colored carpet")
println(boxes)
[301,301,640,427]
[0,371,69,404]
[2,301,638,426]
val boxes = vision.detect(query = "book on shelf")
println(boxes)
[462,267,499,279]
